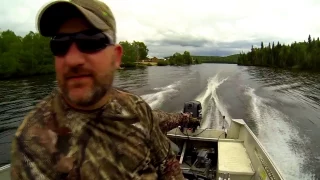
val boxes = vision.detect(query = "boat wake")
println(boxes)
[245,86,314,180]
[195,73,231,130]
[141,70,199,110]
[141,80,181,109]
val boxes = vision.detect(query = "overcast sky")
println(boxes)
[1,0,320,57]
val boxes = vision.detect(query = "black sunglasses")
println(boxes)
[50,29,113,56]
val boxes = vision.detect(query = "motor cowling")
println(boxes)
[183,100,202,119]
[181,101,202,132]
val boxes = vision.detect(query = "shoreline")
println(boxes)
[2,64,320,81]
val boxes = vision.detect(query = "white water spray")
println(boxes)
[245,86,313,180]
[141,80,181,109]
[195,73,230,129]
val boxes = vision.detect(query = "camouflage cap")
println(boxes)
[37,0,116,43]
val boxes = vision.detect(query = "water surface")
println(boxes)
[0,64,319,179]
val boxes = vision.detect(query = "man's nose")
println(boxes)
[64,43,85,67]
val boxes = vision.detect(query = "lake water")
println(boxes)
[0,64,319,179]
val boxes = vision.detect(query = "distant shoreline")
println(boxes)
[2,63,319,81]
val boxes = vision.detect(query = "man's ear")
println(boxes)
[113,44,123,69]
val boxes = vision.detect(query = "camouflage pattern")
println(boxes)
[153,110,190,133]
[37,0,117,43]
[70,0,117,43]
[10,88,184,180]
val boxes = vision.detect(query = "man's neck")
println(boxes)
[62,88,115,111]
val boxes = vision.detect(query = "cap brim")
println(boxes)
[37,1,109,37]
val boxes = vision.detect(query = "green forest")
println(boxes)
[0,30,53,79]
[0,30,150,79]
[238,35,320,71]
[193,54,239,64]
[159,51,199,66]
[119,40,149,68]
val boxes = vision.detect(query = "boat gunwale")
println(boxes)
[241,121,285,179]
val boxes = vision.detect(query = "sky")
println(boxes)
[1,0,320,58]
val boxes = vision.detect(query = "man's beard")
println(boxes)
[65,78,110,107]
[60,67,115,107]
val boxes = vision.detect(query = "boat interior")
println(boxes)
[168,126,253,180]
[167,118,283,180]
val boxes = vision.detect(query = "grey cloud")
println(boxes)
[145,31,298,58]
[145,28,214,48]
[144,28,281,57]
[218,39,274,48]
[146,42,244,58]
[0,1,293,59]
[146,37,212,48]
[0,23,35,36]
[145,35,265,57]
[0,0,42,36]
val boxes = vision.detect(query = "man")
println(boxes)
[10,0,188,179]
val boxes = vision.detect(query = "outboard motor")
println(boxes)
[183,100,202,119]
[182,101,202,132]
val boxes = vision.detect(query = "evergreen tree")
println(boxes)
[237,35,320,71]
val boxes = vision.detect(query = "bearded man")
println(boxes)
[10,0,193,179]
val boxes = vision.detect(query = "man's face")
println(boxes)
[54,18,122,107]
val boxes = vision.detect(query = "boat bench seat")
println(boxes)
[218,141,255,180]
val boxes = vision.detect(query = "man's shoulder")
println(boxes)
[113,87,148,108]
[112,87,152,120]
[15,91,56,137]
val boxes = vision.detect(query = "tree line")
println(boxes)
[238,35,320,71]
[119,41,148,68]
[0,29,150,79]
[159,51,201,66]
[158,51,199,66]
[0,30,53,79]
[158,54,240,66]
[193,54,239,64]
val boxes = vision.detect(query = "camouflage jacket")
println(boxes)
[153,110,189,134]
[10,88,184,180]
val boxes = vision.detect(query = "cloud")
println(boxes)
[1,0,320,57]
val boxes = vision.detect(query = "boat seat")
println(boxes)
[218,141,255,179]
